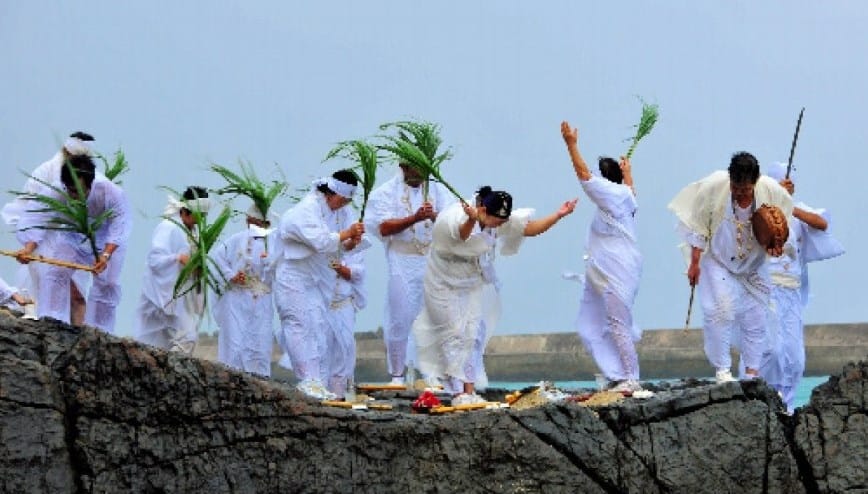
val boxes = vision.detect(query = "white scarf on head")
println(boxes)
[162,195,212,217]
[63,137,92,156]
[314,176,356,198]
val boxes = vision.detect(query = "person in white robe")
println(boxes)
[14,154,131,333]
[2,132,97,324]
[134,187,210,354]
[212,204,277,377]
[363,164,454,384]
[668,152,792,383]
[412,186,577,404]
[753,162,844,413]
[560,122,644,393]
[273,170,365,400]
[320,247,366,399]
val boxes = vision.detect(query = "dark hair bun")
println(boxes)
[476,185,493,197]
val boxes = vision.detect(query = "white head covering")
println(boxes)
[246,203,265,221]
[162,195,212,217]
[766,161,790,182]
[63,137,93,156]
[314,176,356,199]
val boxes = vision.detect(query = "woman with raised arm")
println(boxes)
[561,121,645,393]
[412,186,577,404]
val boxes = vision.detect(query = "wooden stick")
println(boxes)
[0,249,95,272]
[683,284,696,333]
[786,107,805,179]
[356,383,407,391]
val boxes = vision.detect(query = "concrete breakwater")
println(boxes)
[193,322,868,382]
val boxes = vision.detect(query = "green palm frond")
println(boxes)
[625,98,660,159]
[377,119,461,201]
[211,161,288,221]
[11,163,111,261]
[324,139,381,221]
[166,200,233,302]
[96,149,130,183]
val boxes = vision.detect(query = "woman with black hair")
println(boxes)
[412,186,577,404]
[561,121,645,393]
[16,153,132,334]
[135,186,210,353]
[273,169,366,400]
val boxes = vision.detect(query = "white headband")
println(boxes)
[162,195,212,217]
[63,137,92,156]
[315,177,356,199]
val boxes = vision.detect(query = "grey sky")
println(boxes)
[2,2,866,337]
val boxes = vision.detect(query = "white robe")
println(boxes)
[364,172,454,376]
[2,152,99,316]
[134,219,204,353]
[574,176,643,382]
[669,171,793,372]
[211,228,277,377]
[321,248,366,397]
[758,203,843,412]
[15,175,132,333]
[412,201,531,388]
[273,191,360,382]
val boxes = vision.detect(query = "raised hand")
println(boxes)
[561,121,578,146]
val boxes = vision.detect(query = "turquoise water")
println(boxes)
[489,375,828,409]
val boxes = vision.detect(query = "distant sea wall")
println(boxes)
[193,322,867,382]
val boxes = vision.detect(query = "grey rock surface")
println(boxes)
[1,311,865,493]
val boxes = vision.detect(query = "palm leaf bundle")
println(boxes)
[210,161,288,221]
[164,194,233,302]
[96,149,130,183]
[624,98,660,159]
[323,139,381,221]
[10,163,112,263]
[378,119,462,201]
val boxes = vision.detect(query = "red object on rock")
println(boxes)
[412,390,442,411]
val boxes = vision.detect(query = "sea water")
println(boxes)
[489,375,828,409]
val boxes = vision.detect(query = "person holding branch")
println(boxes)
[13,154,131,333]
[412,186,577,404]
[560,121,646,393]
[273,169,365,400]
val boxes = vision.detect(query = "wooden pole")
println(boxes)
[683,284,696,333]
[0,249,95,272]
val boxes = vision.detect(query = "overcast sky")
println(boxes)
[2,1,866,337]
